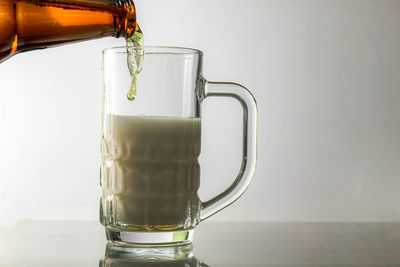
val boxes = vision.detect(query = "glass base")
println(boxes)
[104,242,194,262]
[106,229,194,246]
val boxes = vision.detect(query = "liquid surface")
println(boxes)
[125,32,144,101]
[100,115,202,232]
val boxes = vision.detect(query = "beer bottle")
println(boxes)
[0,0,140,62]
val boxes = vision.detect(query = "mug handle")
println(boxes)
[199,79,258,221]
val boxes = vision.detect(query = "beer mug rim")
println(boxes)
[102,45,203,56]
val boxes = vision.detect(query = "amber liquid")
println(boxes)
[0,0,139,62]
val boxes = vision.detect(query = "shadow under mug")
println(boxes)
[100,46,257,246]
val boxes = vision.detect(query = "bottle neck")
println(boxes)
[113,0,140,38]
[1,0,140,61]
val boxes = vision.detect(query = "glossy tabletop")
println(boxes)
[0,221,400,266]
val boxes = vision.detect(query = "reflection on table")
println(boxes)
[99,243,209,267]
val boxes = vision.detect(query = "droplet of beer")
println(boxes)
[127,75,137,101]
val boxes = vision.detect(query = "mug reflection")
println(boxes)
[99,243,209,267]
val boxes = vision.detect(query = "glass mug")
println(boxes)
[100,46,257,246]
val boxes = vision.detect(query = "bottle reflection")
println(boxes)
[99,243,209,267]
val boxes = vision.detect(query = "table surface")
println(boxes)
[0,221,399,266]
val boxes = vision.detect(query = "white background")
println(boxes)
[0,0,400,226]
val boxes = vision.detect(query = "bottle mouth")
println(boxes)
[114,0,139,38]
[123,22,140,38]
[103,46,203,56]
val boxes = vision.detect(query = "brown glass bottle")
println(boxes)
[0,0,140,62]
